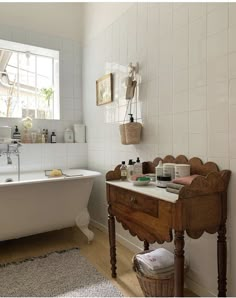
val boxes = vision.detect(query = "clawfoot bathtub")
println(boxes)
[0,169,100,242]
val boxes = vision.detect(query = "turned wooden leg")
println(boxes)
[174,230,185,297]
[217,224,227,297]
[108,212,117,278]
[144,240,149,251]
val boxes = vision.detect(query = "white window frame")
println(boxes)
[0,39,60,120]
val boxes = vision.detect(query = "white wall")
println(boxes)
[0,3,83,142]
[81,2,133,45]
[0,3,82,41]
[82,2,236,296]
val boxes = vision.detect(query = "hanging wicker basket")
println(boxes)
[119,122,142,145]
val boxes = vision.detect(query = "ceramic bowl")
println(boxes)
[133,180,150,186]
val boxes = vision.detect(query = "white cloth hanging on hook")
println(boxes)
[126,78,137,100]
[125,62,139,100]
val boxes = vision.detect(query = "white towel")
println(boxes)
[136,248,174,271]
[137,264,174,278]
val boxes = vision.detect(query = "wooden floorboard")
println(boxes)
[0,225,197,297]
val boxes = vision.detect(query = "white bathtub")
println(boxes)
[0,169,101,242]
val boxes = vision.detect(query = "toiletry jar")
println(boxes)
[156,176,171,188]
[64,128,74,143]
[163,163,175,180]
[0,126,12,143]
[175,164,190,179]
[0,126,11,138]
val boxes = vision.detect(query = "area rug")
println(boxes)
[0,248,123,297]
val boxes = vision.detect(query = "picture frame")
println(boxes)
[96,73,113,106]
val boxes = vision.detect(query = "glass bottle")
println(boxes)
[120,161,127,181]
[51,131,56,143]
[127,159,134,180]
[134,157,143,175]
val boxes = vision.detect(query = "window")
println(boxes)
[0,40,59,120]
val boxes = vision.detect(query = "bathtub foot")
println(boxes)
[79,226,94,243]
[75,208,94,243]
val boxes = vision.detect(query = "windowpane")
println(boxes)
[7,52,17,67]
[37,75,51,89]
[37,56,52,77]
[0,39,59,120]
[0,96,18,117]
[19,52,35,73]
[5,66,17,83]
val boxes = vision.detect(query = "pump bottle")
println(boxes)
[127,159,134,180]
[134,157,143,175]
[13,125,21,141]
[128,113,134,122]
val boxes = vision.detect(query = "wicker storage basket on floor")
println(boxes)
[133,251,174,297]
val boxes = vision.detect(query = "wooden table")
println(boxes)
[106,155,231,297]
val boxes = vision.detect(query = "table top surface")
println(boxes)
[106,180,178,203]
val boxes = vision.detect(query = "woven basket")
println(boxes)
[133,251,174,297]
[119,122,142,145]
[119,124,127,144]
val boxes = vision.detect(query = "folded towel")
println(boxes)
[166,187,182,194]
[135,262,174,278]
[166,182,184,190]
[136,248,174,271]
[134,260,187,279]
[172,174,199,185]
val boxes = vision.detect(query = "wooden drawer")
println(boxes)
[108,185,158,217]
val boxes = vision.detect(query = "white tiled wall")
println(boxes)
[82,3,236,296]
[0,143,88,173]
[0,23,83,141]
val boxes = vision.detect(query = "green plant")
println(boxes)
[41,87,54,107]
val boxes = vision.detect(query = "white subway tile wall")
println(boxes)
[0,144,88,173]
[83,3,236,296]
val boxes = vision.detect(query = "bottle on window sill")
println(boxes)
[45,129,49,143]
[13,125,21,141]
[51,131,56,143]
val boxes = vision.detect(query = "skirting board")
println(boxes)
[185,276,216,297]
[90,219,216,297]
[90,219,142,253]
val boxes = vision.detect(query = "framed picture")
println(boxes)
[96,73,113,106]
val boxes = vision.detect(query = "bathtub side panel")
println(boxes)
[0,178,94,240]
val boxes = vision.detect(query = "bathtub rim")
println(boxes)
[0,169,101,188]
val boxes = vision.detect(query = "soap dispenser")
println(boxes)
[127,159,134,180]
[128,113,134,122]
[134,157,143,175]
[13,125,21,141]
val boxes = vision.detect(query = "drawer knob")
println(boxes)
[130,197,137,203]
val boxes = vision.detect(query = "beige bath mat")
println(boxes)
[0,248,123,297]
